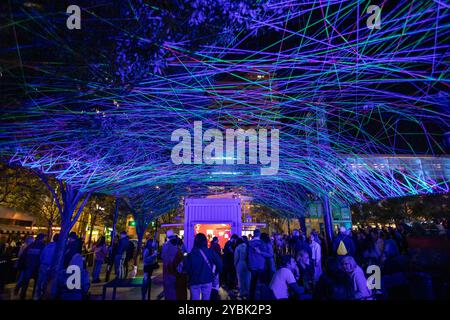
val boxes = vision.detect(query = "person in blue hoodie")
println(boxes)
[183,233,222,300]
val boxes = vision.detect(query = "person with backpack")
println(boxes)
[183,233,222,300]
[247,229,271,300]
[234,237,251,299]
[333,227,356,257]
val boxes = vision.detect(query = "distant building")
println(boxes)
[0,207,35,242]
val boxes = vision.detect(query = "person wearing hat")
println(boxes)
[161,230,182,300]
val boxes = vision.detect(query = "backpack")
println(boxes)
[337,240,348,256]
[126,241,135,261]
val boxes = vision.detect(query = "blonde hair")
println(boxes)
[341,255,357,270]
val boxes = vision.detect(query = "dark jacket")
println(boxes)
[247,238,268,271]
[332,234,356,257]
[291,236,312,258]
[24,241,45,273]
[184,247,222,286]
[116,237,130,257]
[64,240,82,268]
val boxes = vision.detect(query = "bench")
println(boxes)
[102,277,143,300]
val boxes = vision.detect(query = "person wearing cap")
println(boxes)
[161,229,181,300]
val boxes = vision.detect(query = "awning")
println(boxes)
[0,224,34,235]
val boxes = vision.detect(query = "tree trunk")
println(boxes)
[88,213,96,249]
[49,223,69,298]
[111,198,119,246]
[47,220,53,241]
[322,195,334,255]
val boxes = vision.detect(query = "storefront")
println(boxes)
[184,198,242,251]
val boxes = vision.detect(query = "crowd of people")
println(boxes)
[0,230,138,300]
[1,220,448,300]
[159,223,447,300]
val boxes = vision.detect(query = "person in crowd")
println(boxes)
[375,231,385,256]
[114,231,129,279]
[361,235,381,268]
[56,253,90,300]
[142,238,158,300]
[260,233,275,285]
[383,232,400,259]
[270,255,305,300]
[183,233,222,300]
[209,236,222,298]
[313,257,355,300]
[247,229,271,300]
[309,234,322,282]
[92,236,108,283]
[16,233,46,299]
[289,229,312,258]
[161,229,181,300]
[124,239,135,278]
[64,232,81,268]
[104,235,118,282]
[296,249,314,293]
[333,227,356,257]
[310,230,322,246]
[234,237,251,299]
[222,234,238,290]
[341,255,372,300]
[210,236,221,256]
[174,236,188,300]
[35,233,59,299]
[14,236,34,295]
